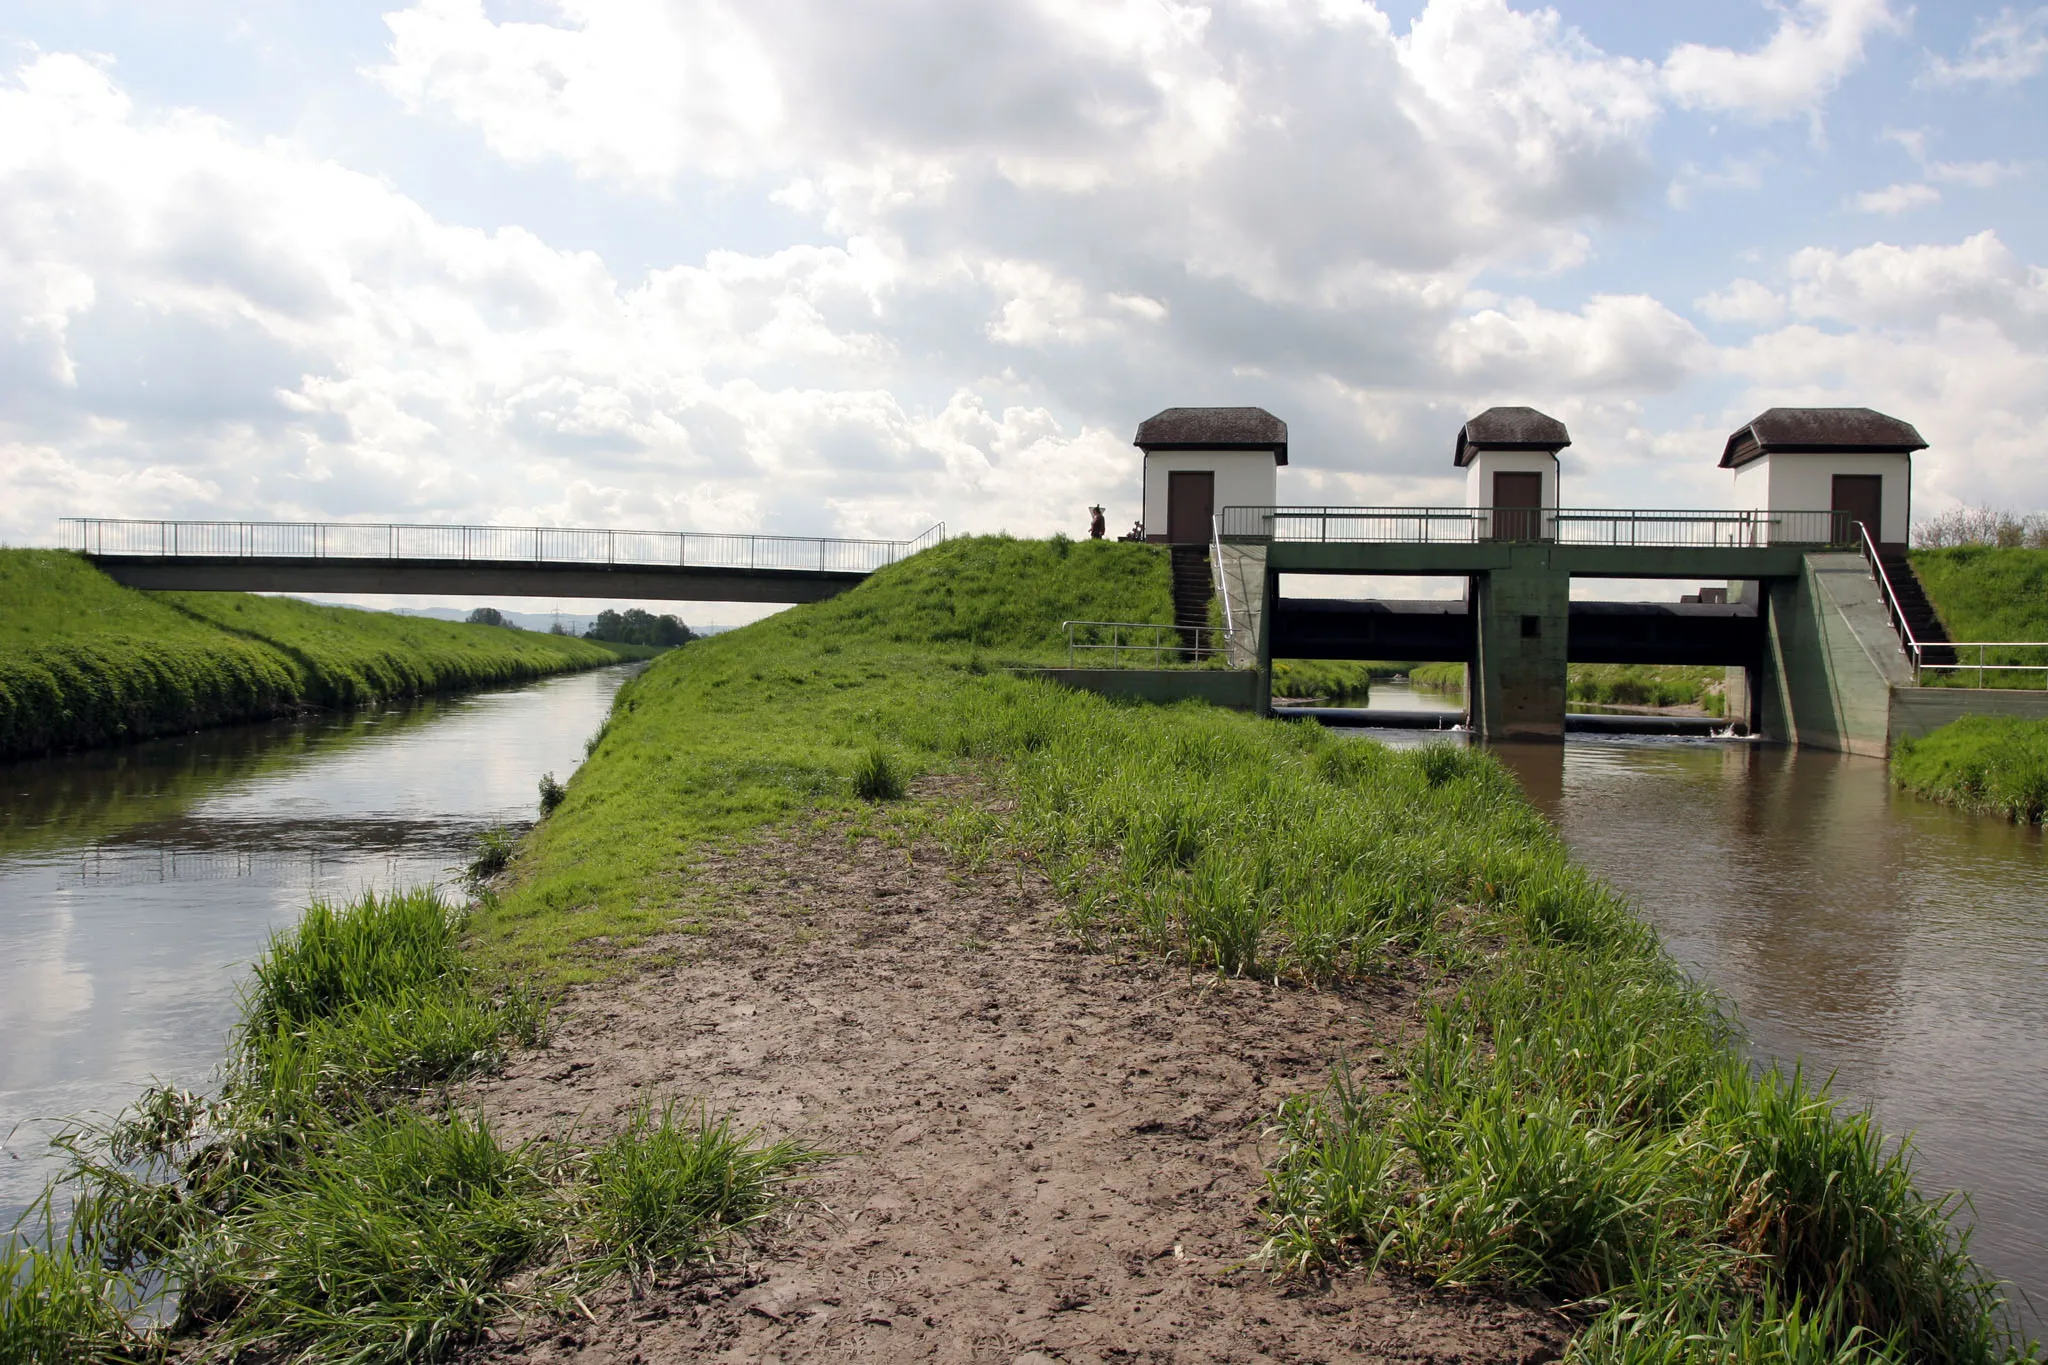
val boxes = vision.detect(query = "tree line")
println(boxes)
[465,606,695,647]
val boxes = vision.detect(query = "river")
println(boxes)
[0,665,638,1226]
[4,671,2042,1325]
[1359,681,2048,1325]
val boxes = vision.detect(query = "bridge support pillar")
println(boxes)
[1469,553,1569,742]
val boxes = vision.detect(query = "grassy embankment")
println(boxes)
[0,549,647,761]
[1912,548,2048,688]
[1269,658,1379,703]
[1407,660,1726,713]
[2,890,812,1363]
[9,535,2029,1361]
[474,535,2024,1361]
[1892,715,2048,822]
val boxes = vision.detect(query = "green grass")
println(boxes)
[1568,664,1726,714]
[461,534,2029,1360]
[1892,716,2048,822]
[1400,661,1726,714]
[0,549,627,760]
[1270,659,1376,703]
[1910,548,2048,688]
[5,890,810,1363]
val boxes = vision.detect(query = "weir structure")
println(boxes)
[1141,404,2048,753]
[61,519,946,605]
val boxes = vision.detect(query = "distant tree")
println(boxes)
[466,607,510,627]
[1914,505,2048,549]
[584,607,695,647]
[549,620,575,636]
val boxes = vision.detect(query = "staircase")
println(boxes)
[1872,545,1957,666]
[1170,545,1215,654]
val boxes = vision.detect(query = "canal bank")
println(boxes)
[0,549,641,761]
[0,664,641,1225]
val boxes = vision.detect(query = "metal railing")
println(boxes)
[1857,519,2047,687]
[1217,505,1855,548]
[1063,620,1218,667]
[61,518,946,575]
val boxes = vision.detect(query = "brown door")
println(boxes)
[1831,474,1883,546]
[1166,470,1215,544]
[1492,471,1543,541]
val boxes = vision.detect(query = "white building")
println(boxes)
[1722,408,1926,547]
[1456,406,1569,540]
[1134,407,1287,544]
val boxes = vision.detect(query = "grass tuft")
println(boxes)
[580,1099,818,1275]
[537,771,567,816]
[850,745,906,802]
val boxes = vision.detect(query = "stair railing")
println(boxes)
[1856,520,1926,680]
[1210,514,1236,641]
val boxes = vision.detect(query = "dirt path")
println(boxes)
[467,800,1563,1364]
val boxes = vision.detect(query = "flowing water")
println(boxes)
[0,666,638,1225]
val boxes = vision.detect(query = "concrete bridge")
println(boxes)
[62,518,945,604]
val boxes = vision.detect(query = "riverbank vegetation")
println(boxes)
[1269,658,1376,703]
[1406,660,1726,713]
[0,549,637,761]
[1911,548,2048,687]
[1892,715,2048,823]
[1,890,811,1362]
[464,535,2028,1360]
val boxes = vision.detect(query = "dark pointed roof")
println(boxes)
[1720,408,1927,468]
[1134,407,1287,465]
[1453,406,1570,466]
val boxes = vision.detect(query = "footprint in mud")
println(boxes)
[865,1264,910,1293]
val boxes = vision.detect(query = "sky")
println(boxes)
[2,0,2045,620]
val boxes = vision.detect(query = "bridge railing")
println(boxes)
[1217,506,1854,547]
[61,518,946,575]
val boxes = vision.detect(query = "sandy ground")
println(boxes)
[465,791,1565,1364]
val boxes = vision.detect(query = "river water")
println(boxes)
[3,671,2042,1323]
[1357,682,2048,1324]
[0,666,636,1225]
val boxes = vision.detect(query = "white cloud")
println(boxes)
[1851,182,1941,214]
[1663,0,1901,122]
[1696,278,1787,326]
[1922,6,2048,86]
[1722,233,2048,512]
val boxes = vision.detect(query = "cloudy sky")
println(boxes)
[3,0,2045,591]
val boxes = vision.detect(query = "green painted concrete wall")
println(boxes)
[1471,549,1570,741]
[1018,667,1265,711]
[1890,686,2048,739]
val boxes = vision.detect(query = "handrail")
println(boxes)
[1210,513,1236,640]
[1856,520,1922,669]
[1062,619,1217,668]
[60,516,938,576]
[1217,505,1855,548]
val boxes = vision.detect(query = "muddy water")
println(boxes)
[0,666,637,1224]
[1398,730,2046,1321]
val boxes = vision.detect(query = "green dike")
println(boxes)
[1270,658,1379,703]
[1404,661,1727,713]
[1911,548,2048,688]
[1892,716,2048,823]
[0,548,642,760]
[478,534,2028,1363]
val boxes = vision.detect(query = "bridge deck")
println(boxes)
[64,518,942,604]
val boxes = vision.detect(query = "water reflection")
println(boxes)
[1445,734,2048,1318]
[0,667,638,1221]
